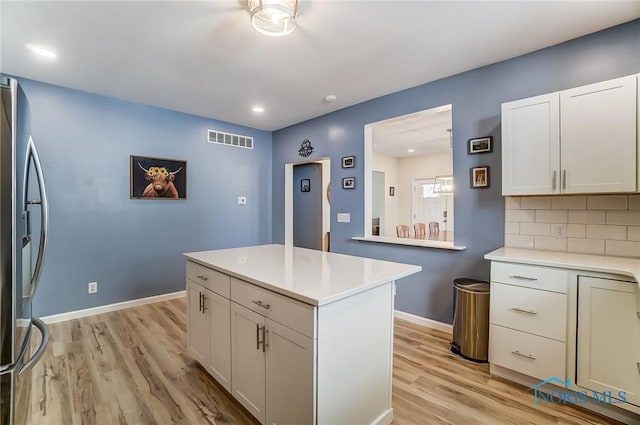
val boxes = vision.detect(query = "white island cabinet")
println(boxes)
[184,244,421,425]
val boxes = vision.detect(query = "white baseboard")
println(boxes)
[394,310,453,334]
[41,290,186,324]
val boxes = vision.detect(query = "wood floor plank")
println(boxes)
[30,299,621,425]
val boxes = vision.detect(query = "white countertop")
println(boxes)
[485,247,639,282]
[184,244,422,306]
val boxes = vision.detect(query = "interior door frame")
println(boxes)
[285,157,331,250]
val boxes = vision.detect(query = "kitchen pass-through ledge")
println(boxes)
[352,236,466,251]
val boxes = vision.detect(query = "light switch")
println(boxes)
[238,196,247,205]
[337,213,350,223]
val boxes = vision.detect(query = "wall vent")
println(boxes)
[208,129,253,149]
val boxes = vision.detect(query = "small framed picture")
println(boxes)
[468,137,493,154]
[471,166,490,188]
[389,186,395,196]
[342,177,355,189]
[301,179,311,192]
[342,156,355,168]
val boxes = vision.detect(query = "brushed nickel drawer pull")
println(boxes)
[253,300,271,310]
[199,292,203,312]
[511,350,536,360]
[256,323,260,350]
[262,327,267,353]
[562,169,567,190]
[511,307,537,315]
[201,295,207,314]
[552,170,557,191]
[257,325,266,352]
[196,275,209,281]
[509,275,538,281]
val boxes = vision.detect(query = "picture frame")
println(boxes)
[470,166,490,188]
[130,155,187,199]
[301,179,311,192]
[468,136,493,154]
[342,177,356,189]
[389,186,395,196]
[342,156,355,168]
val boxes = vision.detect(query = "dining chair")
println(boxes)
[414,223,427,239]
[428,222,440,234]
[396,224,410,238]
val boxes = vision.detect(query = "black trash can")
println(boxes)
[450,278,490,362]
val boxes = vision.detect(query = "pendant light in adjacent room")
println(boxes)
[248,0,300,36]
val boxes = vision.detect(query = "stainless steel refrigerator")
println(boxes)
[0,78,50,425]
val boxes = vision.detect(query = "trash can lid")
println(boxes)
[453,278,490,293]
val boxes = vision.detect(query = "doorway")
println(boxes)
[285,158,330,251]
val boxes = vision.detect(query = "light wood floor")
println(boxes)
[29,298,619,425]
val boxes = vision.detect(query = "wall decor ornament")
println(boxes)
[301,179,311,192]
[342,156,355,168]
[130,155,187,199]
[298,139,314,157]
[342,177,355,189]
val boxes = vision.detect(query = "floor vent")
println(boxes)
[208,129,254,149]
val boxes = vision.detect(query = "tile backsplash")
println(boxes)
[505,195,640,258]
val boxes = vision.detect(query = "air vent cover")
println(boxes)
[208,129,253,149]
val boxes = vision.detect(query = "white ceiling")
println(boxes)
[1,1,638,131]
[372,105,451,158]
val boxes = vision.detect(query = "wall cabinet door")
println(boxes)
[561,75,637,193]
[205,289,231,392]
[231,303,266,424]
[502,92,560,195]
[577,276,640,405]
[266,319,315,425]
[187,280,208,366]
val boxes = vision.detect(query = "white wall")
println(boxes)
[372,153,400,236]
[398,152,452,226]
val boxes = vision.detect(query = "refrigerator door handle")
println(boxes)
[22,136,48,299]
[18,317,49,375]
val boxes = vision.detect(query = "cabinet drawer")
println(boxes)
[187,261,230,298]
[490,325,566,382]
[491,262,567,293]
[490,283,567,341]
[231,278,315,339]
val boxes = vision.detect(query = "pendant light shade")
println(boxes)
[248,0,299,37]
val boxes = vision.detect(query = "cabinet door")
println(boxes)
[187,280,208,366]
[231,303,266,424]
[502,92,560,195]
[205,289,231,392]
[266,319,315,425]
[577,276,640,404]
[561,75,637,193]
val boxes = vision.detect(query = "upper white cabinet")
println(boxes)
[502,74,638,196]
[502,93,560,195]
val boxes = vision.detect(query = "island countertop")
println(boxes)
[485,247,639,282]
[183,244,422,306]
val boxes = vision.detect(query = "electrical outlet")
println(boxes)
[88,281,98,294]
[551,224,567,238]
[238,196,247,205]
[337,213,351,223]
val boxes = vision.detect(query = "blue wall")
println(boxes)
[18,79,273,317]
[271,20,640,323]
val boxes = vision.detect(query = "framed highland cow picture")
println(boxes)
[130,155,187,200]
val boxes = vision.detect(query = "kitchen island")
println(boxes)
[183,244,421,425]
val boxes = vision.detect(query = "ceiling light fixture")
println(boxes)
[248,0,299,37]
[26,44,56,59]
[407,149,415,153]
[252,105,265,113]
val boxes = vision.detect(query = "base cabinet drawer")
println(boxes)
[490,282,567,341]
[489,325,566,382]
[187,261,231,298]
[491,262,567,293]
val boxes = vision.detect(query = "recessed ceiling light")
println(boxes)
[252,105,265,113]
[324,94,337,103]
[26,44,56,59]
[407,149,415,153]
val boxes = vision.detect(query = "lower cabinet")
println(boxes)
[577,276,640,405]
[230,302,314,425]
[187,279,231,392]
